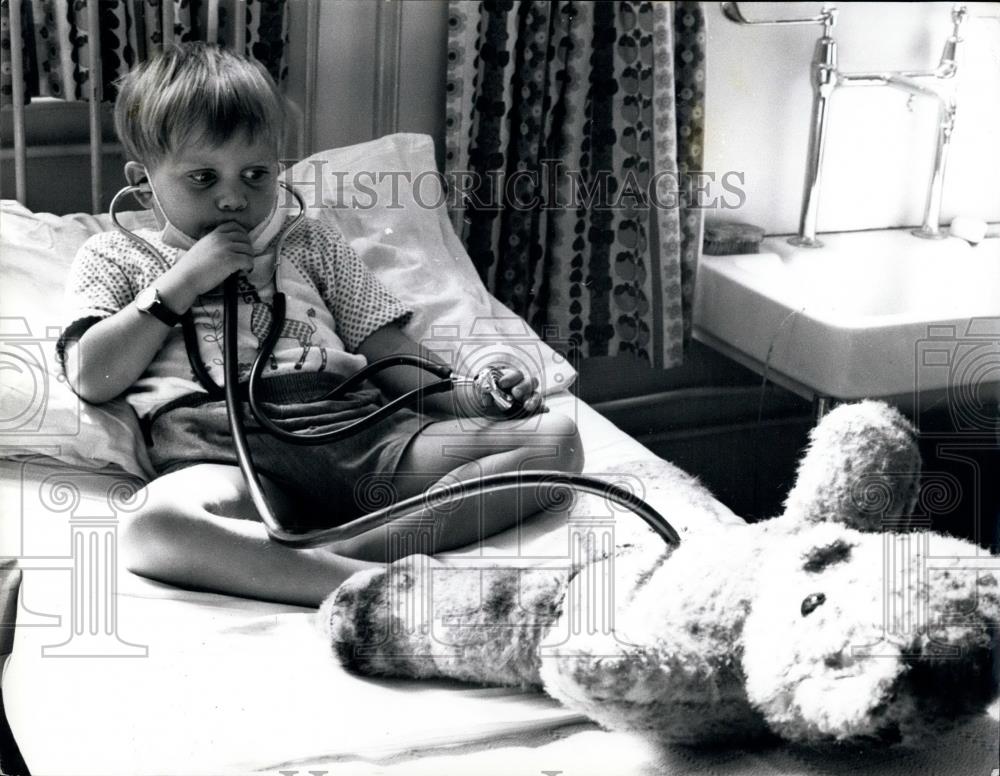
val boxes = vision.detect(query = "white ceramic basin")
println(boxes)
[693,229,1000,406]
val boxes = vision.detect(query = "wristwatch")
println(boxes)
[135,285,182,327]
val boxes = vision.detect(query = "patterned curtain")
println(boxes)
[0,0,288,104]
[446,0,706,369]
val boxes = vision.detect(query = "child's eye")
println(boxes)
[243,168,271,184]
[187,171,216,185]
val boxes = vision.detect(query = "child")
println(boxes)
[59,42,583,606]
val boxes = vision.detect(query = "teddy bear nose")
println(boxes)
[800,592,826,617]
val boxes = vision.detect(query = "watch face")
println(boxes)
[136,286,157,312]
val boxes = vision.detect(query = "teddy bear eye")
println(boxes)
[800,592,826,617]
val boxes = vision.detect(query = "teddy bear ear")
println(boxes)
[782,401,921,532]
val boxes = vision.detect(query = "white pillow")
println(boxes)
[0,201,157,478]
[282,133,577,395]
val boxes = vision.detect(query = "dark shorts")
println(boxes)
[144,373,431,528]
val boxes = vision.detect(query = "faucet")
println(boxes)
[721,2,967,247]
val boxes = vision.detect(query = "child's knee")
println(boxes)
[539,412,584,473]
[120,492,191,578]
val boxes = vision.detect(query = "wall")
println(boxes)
[704,1,1000,235]
[308,0,448,162]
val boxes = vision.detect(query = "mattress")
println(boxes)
[3,391,999,775]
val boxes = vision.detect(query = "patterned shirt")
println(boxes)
[60,216,412,419]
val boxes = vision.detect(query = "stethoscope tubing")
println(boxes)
[244,288,461,445]
[110,182,682,551]
[223,275,679,550]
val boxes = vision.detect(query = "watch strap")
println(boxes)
[138,287,183,327]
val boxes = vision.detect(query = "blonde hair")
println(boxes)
[114,42,285,167]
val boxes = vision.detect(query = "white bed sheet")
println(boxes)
[0,394,636,775]
[2,394,998,776]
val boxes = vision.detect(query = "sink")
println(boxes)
[693,229,1000,410]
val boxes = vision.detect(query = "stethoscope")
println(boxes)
[109,183,681,551]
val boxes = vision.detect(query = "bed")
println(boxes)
[1,130,998,776]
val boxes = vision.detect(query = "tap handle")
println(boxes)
[721,2,837,31]
[947,3,968,40]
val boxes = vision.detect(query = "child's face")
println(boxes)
[145,133,280,240]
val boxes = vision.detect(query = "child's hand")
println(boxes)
[476,366,544,416]
[172,223,255,303]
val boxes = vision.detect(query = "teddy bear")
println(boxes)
[320,401,1000,746]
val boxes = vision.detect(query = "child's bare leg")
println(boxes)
[121,463,374,606]
[333,412,584,561]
